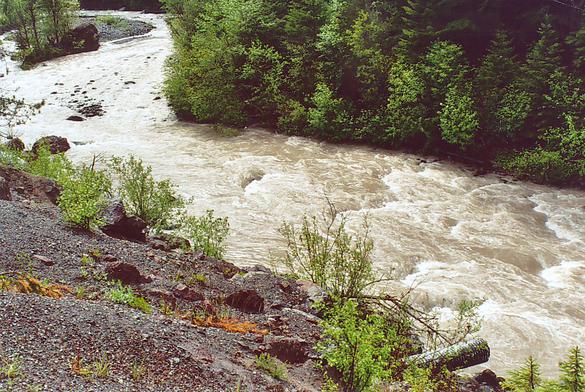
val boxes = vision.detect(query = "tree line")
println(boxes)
[162,0,585,186]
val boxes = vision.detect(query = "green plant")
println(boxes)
[503,356,542,392]
[255,353,287,380]
[27,145,74,183]
[92,353,110,379]
[279,203,377,300]
[131,360,146,382]
[108,282,152,314]
[159,300,174,316]
[58,164,112,230]
[317,299,406,392]
[0,355,22,380]
[109,156,185,230]
[75,286,86,299]
[559,346,585,392]
[180,210,229,259]
[186,273,207,286]
[95,15,130,29]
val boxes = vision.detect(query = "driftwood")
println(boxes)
[407,338,490,371]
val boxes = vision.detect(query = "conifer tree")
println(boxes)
[560,346,585,392]
[503,356,542,392]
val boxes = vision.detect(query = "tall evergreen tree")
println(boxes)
[560,346,585,392]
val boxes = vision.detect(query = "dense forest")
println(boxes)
[162,0,585,186]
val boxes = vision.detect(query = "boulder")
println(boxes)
[0,176,11,201]
[105,261,150,284]
[225,289,265,313]
[0,165,60,204]
[32,136,70,155]
[59,23,99,54]
[148,234,190,251]
[474,369,503,391]
[66,115,85,122]
[266,337,309,364]
[173,283,204,301]
[4,138,25,152]
[100,200,147,242]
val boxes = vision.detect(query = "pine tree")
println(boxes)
[560,346,585,392]
[502,356,542,392]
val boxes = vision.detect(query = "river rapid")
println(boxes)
[2,12,584,377]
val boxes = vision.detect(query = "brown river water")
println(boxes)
[2,12,584,377]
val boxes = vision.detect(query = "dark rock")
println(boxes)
[105,261,150,284]
[59,23,99,54]
[101,254,118,263]
[225,289,264,313]
[266,337,309,364]
[173,283,204,301]
[124,81,136,85]
[297,280,328,304]
[4,137,25,152]
[66,115,85,122]
[32,136,71,155]
[100,200,147,242]
[250,264,271,274]
[33,254,54,266]
[0,176,11,201]
[149,238,169,251]
[146,288,175,307]
[0,166,60,204]
[474,369,502,390]
[212,259,242,278]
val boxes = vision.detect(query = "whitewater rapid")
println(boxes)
[2,12,584,377]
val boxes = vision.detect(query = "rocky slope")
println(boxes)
[0,181,325,391]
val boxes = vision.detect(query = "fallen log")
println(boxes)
[407,338,490,371]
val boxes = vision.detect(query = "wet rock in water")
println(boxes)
[100,200,147,242]
[266,336,309,364]
[78,103,104,117]
[0,177,11,201]
[32,136,71,155]
[59,23,99,54]
[66,115,85,122]
[173,283,204,301]
[105,261,150,284]
[225,289,265,313]
[124,81,136,85]
[4,137,25,152]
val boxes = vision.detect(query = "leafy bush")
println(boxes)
[255,353,287,380]
[497,148,576,185]
[95,15,130,29]
[108,282,152,314]
[279,203,377,300]
[180,210,229,259]
[317,299,406,392]
[109,156,185,230]
[58,165,112,230]
[27,145,74,183]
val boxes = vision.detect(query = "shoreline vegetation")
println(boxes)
[162,0,585,189]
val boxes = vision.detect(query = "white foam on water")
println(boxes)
[540,261,584,289]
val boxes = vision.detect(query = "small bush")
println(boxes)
[95,15,130,29]
[27,145,74,183]
[58,165,112,230]
[255,353,287,380]
[497,148,576,185]
[180,210,229,259]
[108,282,152,314]
[279,203,377,300]
[109,156,185,230]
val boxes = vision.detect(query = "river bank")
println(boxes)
[2,11,584,378]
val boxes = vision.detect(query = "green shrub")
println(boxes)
[559,346,585,392]
[27,145,74,183]
[0,144,27,170]
[58,165,112,230]
[497,148,576,185]
[109,155,185,230]
[279,204,377,300]
[108,282,151,314]
[95,15,130,29]
[180,210,229,259]
[255,353,287,380]
[317,299,406,392]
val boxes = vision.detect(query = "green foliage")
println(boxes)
[255,353,288,380]
[109,155,185,230]
[559,347,585,392]
[180,210,230,259]
[27,145,74,182]
[503,356,542,392]
[162,0,585,185]
[439,83,478,148]
[58,165,112,230]
[95,15,130,29]
[317,299,406,392]
[498,148,576,185]
[108,281,152,314]
[279,204,377,300]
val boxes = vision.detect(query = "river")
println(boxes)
[2,12,584,377]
